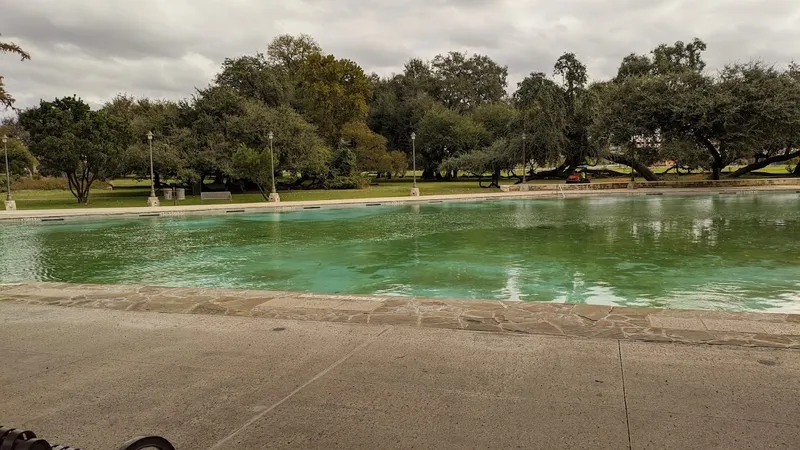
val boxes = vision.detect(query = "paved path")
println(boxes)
[2,184,798,221]
[2,302,798,449]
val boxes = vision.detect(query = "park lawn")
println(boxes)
[10,178,507,210]
[8,167,795,210]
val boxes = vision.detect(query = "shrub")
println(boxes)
[11,176,68,190]
[8,176,110,191]
[322,174,370,189]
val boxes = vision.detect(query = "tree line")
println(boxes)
[2,34,799,203]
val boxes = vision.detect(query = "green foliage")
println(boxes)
[470,103,517,140]
[13,32,800,199]
[513,73,568,166]
[321,146,368,189]
[0,123,36,177]
[3,139,36,177]
[267,34,322,73]
[510,53,597,172]
[387,151,408,177]
[660,139,711,171]
[178,85,247,180]
[368,83,436,154]
[592,79,664,167]
[215,54,292,107]
[554,53,588,102]
[650,38,707,75]
[615,38,707,81]
[297,53,373,147]
[417,104,490,171]
[227,102,331,180]
[102,95,188,183]
[430,52,508,112]
[231,144,275,199]
[340,121,391,173]
[555,53,598,169]
[329,146,357,178]
[19,96,127,203]
[601,38,800,179]
[0,33,31,109]
[9,176,110,191]
[440,140,517,187]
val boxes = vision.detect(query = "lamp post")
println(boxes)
[521,132,527,185]
[2,135,15,211]
[268,131,280,202]
[146,131,159,207]
[410,132,419,196]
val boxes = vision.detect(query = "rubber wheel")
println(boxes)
[15,438,51,450]
[117,436,176,450]
[1,429,36,450]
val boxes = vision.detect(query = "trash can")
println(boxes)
[175,188,186,200]
[163,189,173,200]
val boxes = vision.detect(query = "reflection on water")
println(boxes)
[1,193,799,312]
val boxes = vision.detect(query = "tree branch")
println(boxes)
[605,154,660,181]
[727,149,800,178]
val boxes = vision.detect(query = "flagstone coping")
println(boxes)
[1,282,798,349]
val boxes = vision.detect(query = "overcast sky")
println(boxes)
[1,0,799,111]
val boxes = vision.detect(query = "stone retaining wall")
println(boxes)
[501,177,800,192]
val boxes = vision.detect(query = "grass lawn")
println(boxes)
[10,177,506,210]
[6,165,796,210]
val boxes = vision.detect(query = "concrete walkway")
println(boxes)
[2,303,798,449]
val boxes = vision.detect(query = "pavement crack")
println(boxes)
[618,340,632,450]
[208,326,391,450]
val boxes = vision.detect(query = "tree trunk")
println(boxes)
[535,155,582,179]
[606,155,660,181]
[422,168,435,180]
[488,167,501,188]
[154,172,161,188]
[255,183,268,201]
[727,150,800,178]
[83,180,92,204]
[192,175,205,195]
[711,165,721,180]
[66,171,92,204]
[701,139,724,180]
[794,161,800,176]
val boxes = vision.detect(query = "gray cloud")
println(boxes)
[1,0,799,112]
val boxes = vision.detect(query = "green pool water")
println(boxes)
[1,193,799,312]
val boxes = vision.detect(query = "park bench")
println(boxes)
[200,191,232,201]
[0,426,175,450]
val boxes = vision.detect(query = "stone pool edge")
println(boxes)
[1,282,798,349]
[1,183,798,223]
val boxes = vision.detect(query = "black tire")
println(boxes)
[117,436,176,450]
[15,438,51,450]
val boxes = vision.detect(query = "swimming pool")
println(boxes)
[1,193,798,312]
